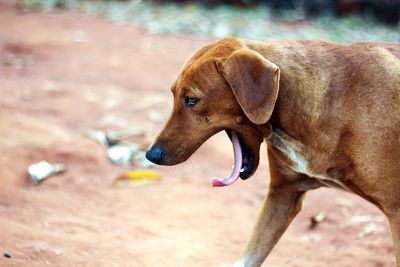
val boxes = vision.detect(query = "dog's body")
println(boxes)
[146,38,400,266]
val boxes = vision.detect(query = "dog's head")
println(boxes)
[146,38,280,183]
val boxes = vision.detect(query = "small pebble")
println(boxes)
[310,212,326,228]
[4,252,11,258]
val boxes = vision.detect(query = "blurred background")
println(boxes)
[16,0,400,41]
[0,0,399,266]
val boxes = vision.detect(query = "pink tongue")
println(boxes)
[212,130,243,187]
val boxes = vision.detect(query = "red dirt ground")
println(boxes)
[0,2,395,266]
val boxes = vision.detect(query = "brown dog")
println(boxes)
[146,37,400,266]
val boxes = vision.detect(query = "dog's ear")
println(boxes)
[215,49,280,125]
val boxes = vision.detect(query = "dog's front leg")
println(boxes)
[386,209,400,267]
[233,151,319,267]
[233,185,305,267]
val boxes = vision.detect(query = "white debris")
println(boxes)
[85,129,109,146]
[107,144,140,165]
[28,161,67,182]
[359,223,385,238]
[133,151,155,168]
[85,127,145,146]
[350,215,385,224]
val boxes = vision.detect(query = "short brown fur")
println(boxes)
[147,37,400,266]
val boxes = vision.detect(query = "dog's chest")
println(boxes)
[268,128,349,190]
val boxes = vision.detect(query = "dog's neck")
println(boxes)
[248,41,340,146]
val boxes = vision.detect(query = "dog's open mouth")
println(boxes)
[212,129,254,187]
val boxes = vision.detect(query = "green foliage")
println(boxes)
[20,0,79,10]
[18,0,400,42]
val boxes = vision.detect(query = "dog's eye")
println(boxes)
[185,96,199,107]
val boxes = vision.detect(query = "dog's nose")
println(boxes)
[146,145,165,164]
